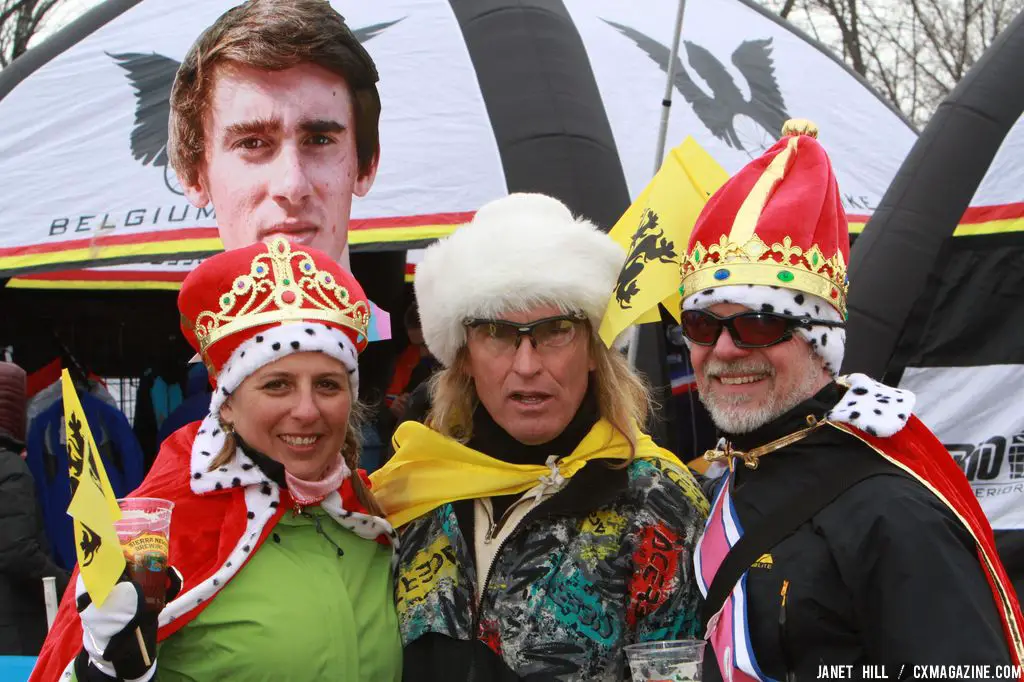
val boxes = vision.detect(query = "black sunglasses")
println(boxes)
[681,309,845,349]
[464,314,587,352]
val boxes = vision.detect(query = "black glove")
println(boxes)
[74,567,182,682]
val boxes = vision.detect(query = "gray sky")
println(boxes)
[33,0,106,44]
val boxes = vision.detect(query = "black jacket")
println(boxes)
[0,436,70,655]
[703,384,1010,681]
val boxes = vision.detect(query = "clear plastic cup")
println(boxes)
[624,639,705,682]
[114,497,174,612]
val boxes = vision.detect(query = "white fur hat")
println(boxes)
[414,193,626,367]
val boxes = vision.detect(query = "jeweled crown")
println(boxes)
[679,118,850,317]
[680,234,849,315]
[185,237,370,356]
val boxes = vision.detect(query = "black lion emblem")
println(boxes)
[79,523,104,567]
[614,209,677,309]
[66,411,103,498]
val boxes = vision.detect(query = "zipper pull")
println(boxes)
[779,580,796,682]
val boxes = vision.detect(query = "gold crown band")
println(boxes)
[680,234,848,316]
[201,309,367,351]
[680,262,846,314]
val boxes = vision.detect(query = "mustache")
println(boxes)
[703,358,775,378]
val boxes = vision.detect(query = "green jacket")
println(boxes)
[75,506,401,682]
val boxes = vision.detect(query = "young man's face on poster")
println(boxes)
[183,61,378,262]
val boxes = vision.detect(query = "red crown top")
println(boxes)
[680,119,849,315]
[178,238,370,378]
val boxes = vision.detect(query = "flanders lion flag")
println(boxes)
[63,370,125,606]
[599,137,728,346]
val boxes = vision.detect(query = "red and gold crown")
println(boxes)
[680,119,850,316]
[179,237,370,376]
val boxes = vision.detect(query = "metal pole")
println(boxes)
[629,0,688,368]
[653,0,688,173]
[43,576,58,630]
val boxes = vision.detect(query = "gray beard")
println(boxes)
[699,354,827,435]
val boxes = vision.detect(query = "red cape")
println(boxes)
[836,417,1024,670]
[30,422,380,681]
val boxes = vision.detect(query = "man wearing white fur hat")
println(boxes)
[683,120,1020,681]
[371,193,709,681]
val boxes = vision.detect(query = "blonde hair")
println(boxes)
[427,326,653,457]
[210,381,383,517]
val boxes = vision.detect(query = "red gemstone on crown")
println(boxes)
[281,291,296,304]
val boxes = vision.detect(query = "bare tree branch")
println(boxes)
[768,0,1024,126]
[0,0,67,67]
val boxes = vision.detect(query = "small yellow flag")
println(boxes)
[62,370,125,606]
[599,137,729,346]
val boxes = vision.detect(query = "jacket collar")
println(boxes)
[452,454,629,559]
[237,436,287,489]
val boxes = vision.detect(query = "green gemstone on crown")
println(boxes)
[777,271,795,283]
[283,279,291,285]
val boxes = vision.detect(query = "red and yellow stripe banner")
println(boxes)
[0,212,474,278]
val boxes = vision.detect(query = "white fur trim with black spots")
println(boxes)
[682,284,845,376]
[828,373,916,438]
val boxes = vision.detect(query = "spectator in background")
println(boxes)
[385,303,440,424]
[371,303,440,468]
[0,361,69,655]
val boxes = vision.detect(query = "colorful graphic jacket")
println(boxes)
[395,453,710,681]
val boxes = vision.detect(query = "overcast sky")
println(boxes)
[33,0,106,45]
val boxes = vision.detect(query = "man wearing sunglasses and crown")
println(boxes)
[682,119,1022,680]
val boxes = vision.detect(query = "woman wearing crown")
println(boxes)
[31,238,401,682]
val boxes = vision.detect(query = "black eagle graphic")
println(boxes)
[109,19,403,195]
[615,209,676,309]
[603,20,789,156]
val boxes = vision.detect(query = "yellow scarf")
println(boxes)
[369,418,684,528]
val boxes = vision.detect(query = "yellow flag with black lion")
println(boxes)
[600,137,729,346]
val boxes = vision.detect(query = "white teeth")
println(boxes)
[281,435,318,446]
[719,376,764,385]
[514,395,545,403]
